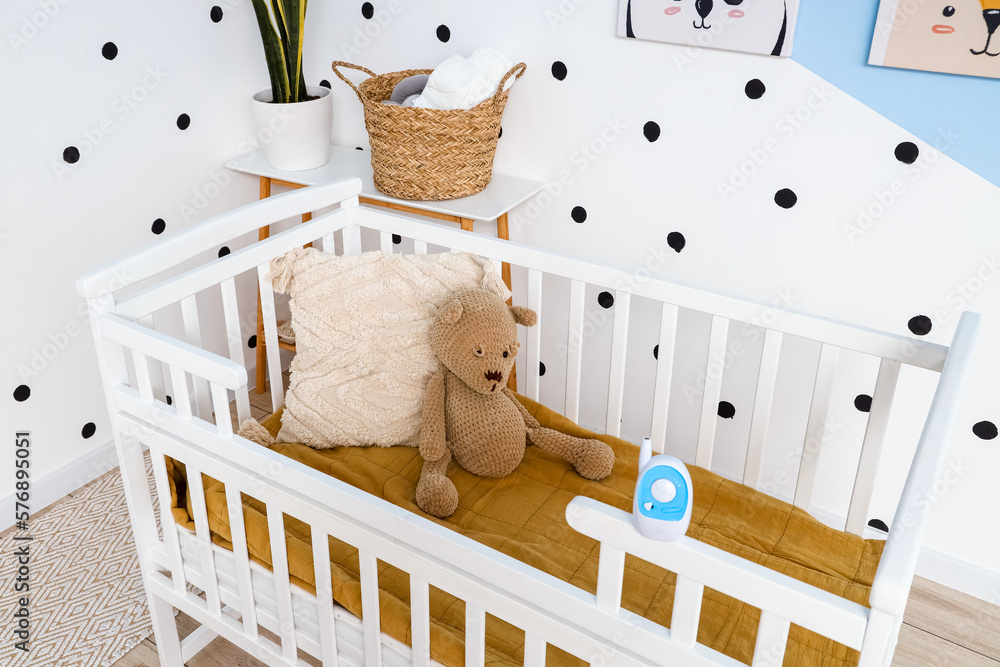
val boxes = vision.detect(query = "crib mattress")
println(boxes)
[166,395,884,667]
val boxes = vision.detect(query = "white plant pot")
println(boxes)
[251,85,332,171]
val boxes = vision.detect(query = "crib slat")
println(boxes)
[169,365,193,420]
[224,484,259,639]
[753,611,790,667]
[846,359,901,536]
[131,350,154,402]
[138,314,168,401]
[605,291,631,437]
[794,344,841,511]
[743,329,783,488]
[565,280,586,422]
[257,264,284,412]
[358,550,382,667]
[311,526,341,667]
[650,303,679,455]
[696,316,729,469]
[185,464,222,616]
[344,223,362,256]
[150,451,187,595]
[595,542,625,613]
[379,230,393,253]
[210,383,233,438]
[525,269,543,401]
[266,508,297,660]
[524,633,547,667]
[409,577,431,667]
[220,277,251,426]
[671,575,704,647]
[181,295,213,419]
[465,602,486,667]
[413,239,428,255]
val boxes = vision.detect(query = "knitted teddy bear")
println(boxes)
[415,287,616,518]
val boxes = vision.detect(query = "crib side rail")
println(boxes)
[566,497,870,659]
[111,396,745,667]
[869,311,980,619]
[354,207,949,371]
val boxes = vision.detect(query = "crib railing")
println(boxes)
[78,179,979,666]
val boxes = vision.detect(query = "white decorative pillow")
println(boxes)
[268,248,510,448]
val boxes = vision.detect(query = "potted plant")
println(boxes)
[249,0,332,171]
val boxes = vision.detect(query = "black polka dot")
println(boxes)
[176,113,191,130]
[63,146,80,164]
[102,42,118,60]
[319,79,332,89]
[210,5,223,22]
[551,61,567,81]
[653,344,659,360]
[248,335,257,349]
[895,141,919,164]
[539,362,546,377]
[973,421,998,440]
[867,519,889,532]
[498,126,503,139]
[81,422,97,439]
[643,121,661,142]
[774,189,797,209]
[854,394,873,412]
[391,234,402,244]
[151,218,166,235]
[356,146,364,151]
[361,2,374,19]
[218,246,230,257]
[908,315,932,336]
[436,25,451,42]
[598,291,615,309]
[745,79,766,100]
[13,385,30,402]
[166,395,173,406]
[571,206,587,223]
[718,401,736,419]
[667,232,685,253]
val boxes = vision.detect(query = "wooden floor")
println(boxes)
[96,374,1000,666]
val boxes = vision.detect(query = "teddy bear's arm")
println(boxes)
[501,386,541,429]
[419,370,449,462]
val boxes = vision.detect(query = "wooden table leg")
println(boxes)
[459,218,474,232]
[496,213,519,392]
[255,177,271,394]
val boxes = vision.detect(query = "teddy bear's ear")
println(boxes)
[510,306,537,328]
[440,298,464,324]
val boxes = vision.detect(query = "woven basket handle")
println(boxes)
[492,62,527,112]
[330,61,377,103]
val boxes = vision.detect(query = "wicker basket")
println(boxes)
[331,60,526,201]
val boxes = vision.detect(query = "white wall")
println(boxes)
[2,0,997,601]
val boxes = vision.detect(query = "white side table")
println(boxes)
[226,146,545,394]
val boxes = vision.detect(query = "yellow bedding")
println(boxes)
[167,395,883,666]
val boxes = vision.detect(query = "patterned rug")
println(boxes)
[0,459,156,667]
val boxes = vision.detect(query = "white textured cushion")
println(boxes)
[268,248,510,448]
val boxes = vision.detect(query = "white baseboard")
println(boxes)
[0,438,120,532]
[917,545,1000,606]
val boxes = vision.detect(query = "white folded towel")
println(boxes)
[411,48,517,111]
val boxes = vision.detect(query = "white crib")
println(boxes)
[77,179,979,667]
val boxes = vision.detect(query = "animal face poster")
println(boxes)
[618,0,800,57]
[870,0,1000,78]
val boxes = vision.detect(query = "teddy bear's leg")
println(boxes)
[527,427,615,481]
[415,449,459,518]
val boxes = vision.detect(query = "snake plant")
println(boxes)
[250,0,309,103]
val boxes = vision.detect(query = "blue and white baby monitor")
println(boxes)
[632,437,693,542]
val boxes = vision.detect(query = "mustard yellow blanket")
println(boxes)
[167,395,882,666]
